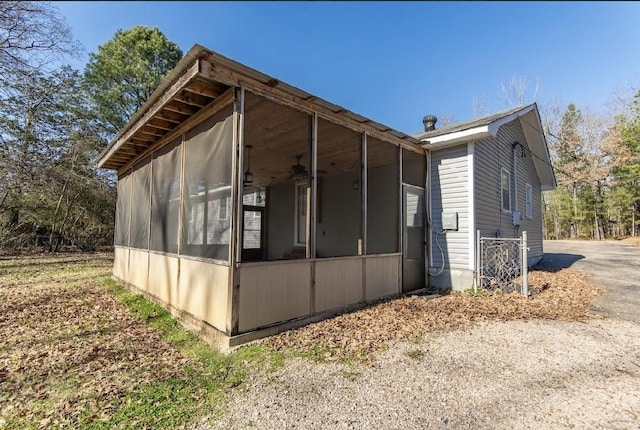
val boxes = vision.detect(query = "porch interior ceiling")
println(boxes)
[244,94,398,186]
[98,44,423,172]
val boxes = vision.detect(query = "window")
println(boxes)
[295,182,308,246]
[525,183,533,218]
[218,196,228,221]
[501,168,511,212]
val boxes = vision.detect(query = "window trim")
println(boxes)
[525,183,533,219]
[500,168,511,213]
[218,196,228,221]
[294,182,308,247]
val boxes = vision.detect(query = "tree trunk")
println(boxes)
[571,182,578,239]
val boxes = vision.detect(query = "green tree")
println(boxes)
[602,91,640,236]
[83,26,182,136]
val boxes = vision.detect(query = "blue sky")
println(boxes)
[57,1,640,134]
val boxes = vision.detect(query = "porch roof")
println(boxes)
[97,44,423,172]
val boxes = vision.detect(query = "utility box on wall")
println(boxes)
[442,212,458,231]
[512,211,521,226]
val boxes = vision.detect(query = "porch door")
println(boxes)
[403,185,425,292]
[241,206,265,261]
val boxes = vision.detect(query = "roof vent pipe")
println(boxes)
[423,115,437,131]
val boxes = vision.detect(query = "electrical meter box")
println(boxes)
[512,211,521,226]
[442,212,458,231]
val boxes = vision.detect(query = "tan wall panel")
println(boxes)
[128,249,149,292]
[148,253,179,307]
[365,255,400,301]
[315,259,363,313]
[178,258,229,332]
[238,261,311,332]
[113,247,129,281]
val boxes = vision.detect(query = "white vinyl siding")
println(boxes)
[430,144,469,269]
[474,120,543,259]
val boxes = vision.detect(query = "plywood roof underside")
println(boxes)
[97,45,424,173]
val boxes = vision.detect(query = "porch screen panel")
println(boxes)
[114,173,132,246]
[402,148,426,187]
[182,106,233,261]
[129,158,152,249]
[316,118,361,257]
[367,138,399,254]
[150,137,182,253]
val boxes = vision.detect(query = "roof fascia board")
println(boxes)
[97,55,202,168]
[421,125,491,148]
[116,87,235,176]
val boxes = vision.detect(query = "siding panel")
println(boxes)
[474,120,543,260]
[430,145,469,269]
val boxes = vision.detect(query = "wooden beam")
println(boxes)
[147,118,174,131]
[184,78,227,98]
[155,111,187,124]
[139,126,164,138]
[174,89,210,108]
[129,137,153,146]
[98,59,200,168]
[117,87,235,176]
[163,100,200,116]
[199,57,423,153]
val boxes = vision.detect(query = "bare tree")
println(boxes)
[499,74,541,108]
[0,1,81,82]
[471,95,490,118]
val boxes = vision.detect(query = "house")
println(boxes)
[97,44,553,348]
[413,105,556,290]
[98,45,427,348]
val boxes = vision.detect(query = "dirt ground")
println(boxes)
[1,248,638,429]
[208,244,640,429]
[0,254,191,427]
[210,319,640,430]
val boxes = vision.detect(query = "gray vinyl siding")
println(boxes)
[430,144,469,269]
[474,119,543,259]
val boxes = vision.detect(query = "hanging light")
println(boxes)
[244,145,253,186]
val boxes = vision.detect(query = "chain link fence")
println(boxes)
[475,231,528,296]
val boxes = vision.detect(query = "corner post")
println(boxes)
[522,230,528,297]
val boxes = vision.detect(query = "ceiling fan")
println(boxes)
[286,155,327,181]
[288,155,308,181]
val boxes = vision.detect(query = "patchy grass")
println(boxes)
[0,253,282,429]
[406,349,426,361]
[268,266,604,363]
[621,237,640,246]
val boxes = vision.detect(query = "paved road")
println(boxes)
[541,240,640,322]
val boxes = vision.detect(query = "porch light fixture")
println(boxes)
[244,145,253,186]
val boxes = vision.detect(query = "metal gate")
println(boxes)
[475,231,528,296]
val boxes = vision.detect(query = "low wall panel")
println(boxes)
[178,258,229,332]
[128,248,149,292]
[238,261,312,333]
[113,247,129,282]
[148,253,179,307]
[365,255,401,301]
[315,258,363,313]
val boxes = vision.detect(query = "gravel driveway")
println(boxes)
[204,241,640,429]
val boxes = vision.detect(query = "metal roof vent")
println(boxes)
[423,115,437,132]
